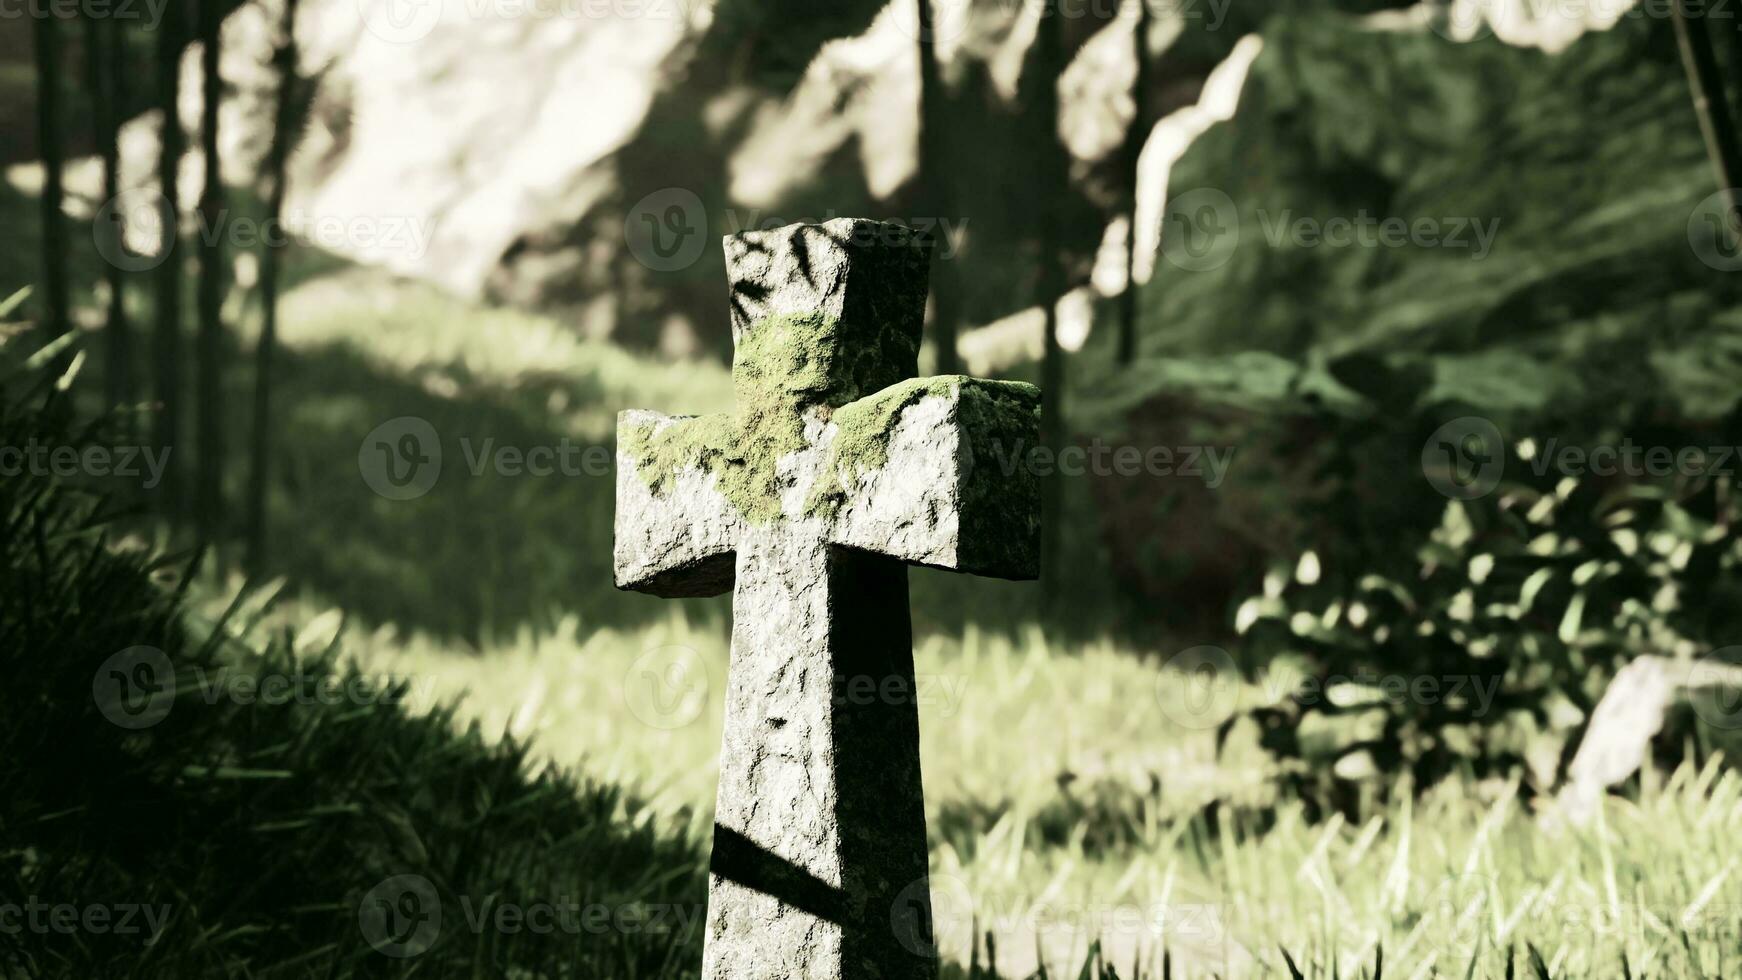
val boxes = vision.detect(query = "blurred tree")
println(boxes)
[1035,0,1067,597]
[1670,0,1742,231]
[249,0,302,574]
[195,0,225,535]
[154,0,187,512]
[86,13,132,419]
[1116,0,1151,366]
[32,11,69,349]
[915,0,960,374]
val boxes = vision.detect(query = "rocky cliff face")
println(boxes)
[88,0,1262,355]
[257,0,1646,360]
[38,0,1705,374]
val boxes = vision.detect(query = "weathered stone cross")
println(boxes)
[614,219,1041,979]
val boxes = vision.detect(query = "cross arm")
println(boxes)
[819,376,1041,580]
[614,410,741,597]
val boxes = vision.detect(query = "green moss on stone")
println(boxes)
[625,308,1036,528]
[805,376,965,517]
[805,377,1041,519]
[626,312,849,524]
[620,411,736,493]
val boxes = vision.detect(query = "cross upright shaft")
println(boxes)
[614,219,1041,979]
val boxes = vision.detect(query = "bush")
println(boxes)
[1227,375,1742,808]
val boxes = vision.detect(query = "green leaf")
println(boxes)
[0,286,30,321]
[19,332,78,374]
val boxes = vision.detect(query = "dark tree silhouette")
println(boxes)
[248,0,302,573]
[154,0,188,512]
[1035,0,1067,595]
[86,14,132,416]
[1671,0,1742,234]
[915,0,961,375]
[32,11,69,347]
[1116,0,1151,365]
[195,0,226,535]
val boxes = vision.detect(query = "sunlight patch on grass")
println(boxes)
[281,269,734,439]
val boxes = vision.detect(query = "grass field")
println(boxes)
[134,259,1742,979]
[209,587,1736,979]
[8,199,1737,975]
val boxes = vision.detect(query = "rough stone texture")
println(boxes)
[823,379,1041,578]
[613,410,740,598]
[614,219,1041,978]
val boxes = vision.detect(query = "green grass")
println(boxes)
[180,257,1742,977]
[229,581,1742,979]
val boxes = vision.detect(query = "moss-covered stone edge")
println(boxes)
[620,307,1039,527]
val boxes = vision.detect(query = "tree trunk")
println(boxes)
[1036,0,1067,597]
[1671,0,1742,233]
[915,0,961,375]
[32,12,69,349]
[1116,0,1150,365]
[155,0,186,512]
[195,0,225,536]
[248,0,299,574]
[87,14,133,419]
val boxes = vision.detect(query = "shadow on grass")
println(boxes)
[0,370,709,978]
[212,327,731,644]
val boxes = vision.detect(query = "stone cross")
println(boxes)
[614,218,1041,979]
